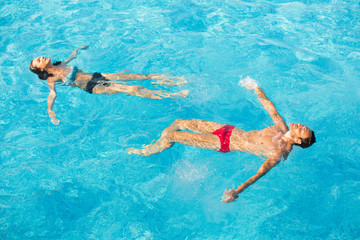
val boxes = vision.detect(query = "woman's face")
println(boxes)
[31,57,51,70]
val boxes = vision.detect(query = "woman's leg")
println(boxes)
[129,86,189,100]
[148,74,187,86]
[92,83,188,99]
[101,72,187,86]
[101,72,149,81]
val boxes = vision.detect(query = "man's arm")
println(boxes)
[222,157,280,203]
[63,45,89,64]
[253,87,287,128]
[241,78,287,129]
[47,82,60,125]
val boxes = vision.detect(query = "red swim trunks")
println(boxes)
[212,125,235,153]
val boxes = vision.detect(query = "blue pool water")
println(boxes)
[1,0,360,239]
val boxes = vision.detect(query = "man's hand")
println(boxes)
[222,189,239,203]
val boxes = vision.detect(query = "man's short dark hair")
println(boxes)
[295,131,316,148]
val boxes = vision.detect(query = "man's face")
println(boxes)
[290,123,312,143]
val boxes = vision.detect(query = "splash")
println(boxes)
[238,76,259,90]
[174,160,208,183]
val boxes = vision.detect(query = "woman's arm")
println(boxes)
[63,45,89,64]
[222,157,280,203]
[47,82,60,125]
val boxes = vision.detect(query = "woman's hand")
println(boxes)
[48,110,60,125]
[50,118,60,125]
[221,189,239,203]
[78,45,89,50]
[64,45,89,64]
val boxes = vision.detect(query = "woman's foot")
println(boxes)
[148,74,188,87]
[172,90,189,98]
[127,147,146,156]
[131,88,189,100]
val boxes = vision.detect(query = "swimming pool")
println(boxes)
[1,0,360,239]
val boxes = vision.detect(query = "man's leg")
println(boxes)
[126,137,174,156]
[127,119,221,156]
[126,119,182,156]
[173,119,225,134]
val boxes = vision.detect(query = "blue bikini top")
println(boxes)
[61,66,78,86]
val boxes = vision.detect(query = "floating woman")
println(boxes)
[127,78,316,203]
[30,45,188,124]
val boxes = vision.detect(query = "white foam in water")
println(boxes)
[239,76,259,89]
[174,160,208,183]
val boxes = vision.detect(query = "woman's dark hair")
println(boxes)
[295,131,316,149]
[29,60,55,80]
